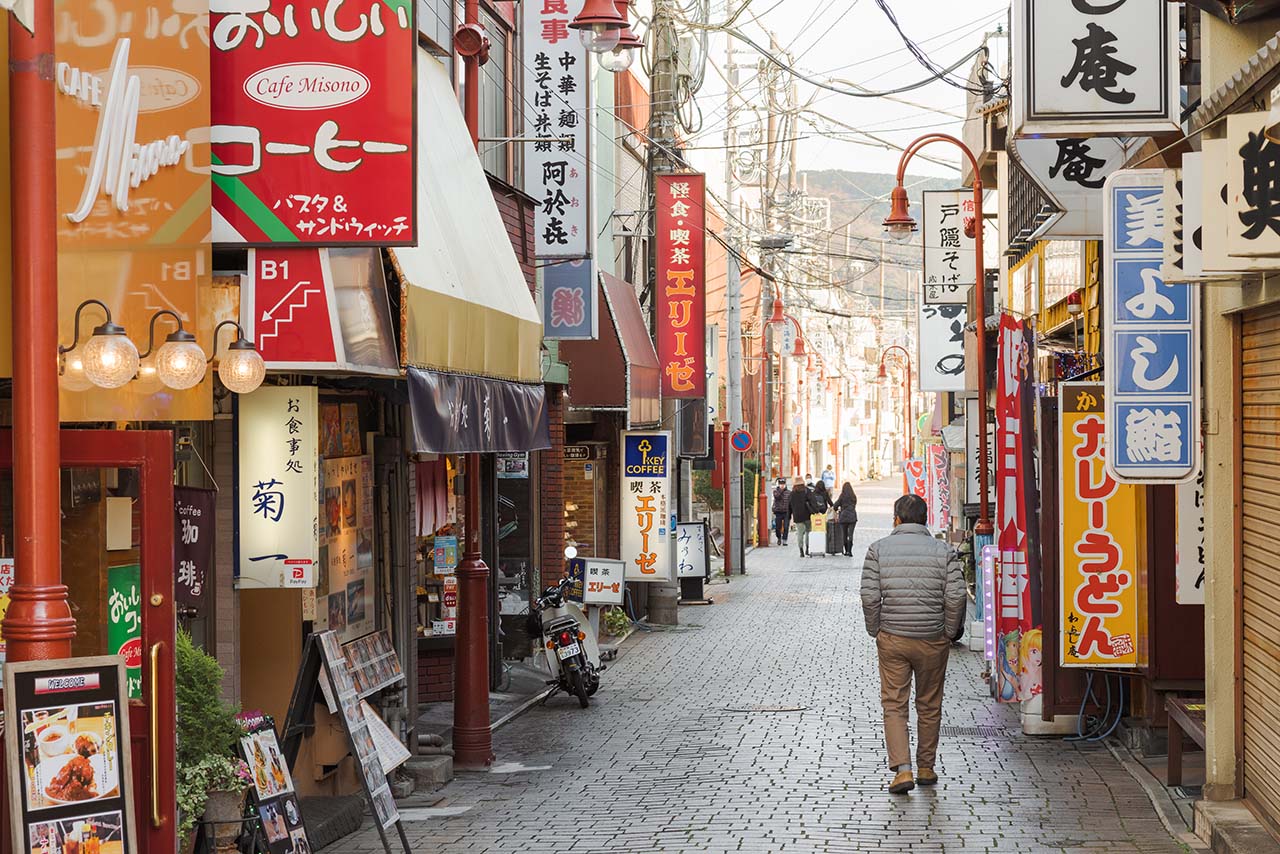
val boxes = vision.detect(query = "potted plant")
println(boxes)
[176,630,249,853]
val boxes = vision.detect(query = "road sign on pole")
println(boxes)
[730,429,752,453]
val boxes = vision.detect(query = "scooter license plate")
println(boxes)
[557,642,581,660]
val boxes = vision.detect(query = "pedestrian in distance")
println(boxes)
[834,482,858,556]
[787,477,813,558]
[771,477,791,546]
[821,464,836,491]
[860,494,966,795]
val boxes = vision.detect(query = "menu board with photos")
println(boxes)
[319,456,375,642]
[237,714,310,854]
[342,632,405,699]
[5,657,138,854]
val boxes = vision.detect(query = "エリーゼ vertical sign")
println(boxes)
[1103,169,1199,483]
[210,0,416,244]
[621,432,673,582]
[656,174,707,398]
[1059,384,1141,668]
[921,190,975,304]
[238,386,320,587]
[1013,0,1178,137]
[523,0,590,258]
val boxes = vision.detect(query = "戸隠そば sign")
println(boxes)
[237,387,320,587]
[210,0,416,244]
[921,190,975,304]
[621,432,673,582]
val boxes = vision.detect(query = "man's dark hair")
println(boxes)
[893,494,928,526]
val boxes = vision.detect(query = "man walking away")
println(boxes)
[787,477,813,557]
[771,478,791,546]
[834,482,858,556]
[860,494,966,794]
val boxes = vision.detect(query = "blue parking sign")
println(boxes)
[1103,170,1200,483]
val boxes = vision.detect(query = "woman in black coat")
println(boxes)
[834,482,858,556]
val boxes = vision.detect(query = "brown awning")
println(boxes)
[560,272,660,427]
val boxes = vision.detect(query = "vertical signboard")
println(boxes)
[542,259,597,340]
[319,455,375,642]
[676,522,709,579]
[523,0,589,258]
[656,173,708,398]
[1013,137,1131,238]
[5,657,139,854]
[175,487,216,615]
[1176,469,1206,606]
[210,0,416,244]
[238,386,320,587]
[621,432,673,582]
[1012,0,1179,137]
[995,314,1033,702]
[107,565,143,699]
[902,459,927,499]
[926,444,950,532]
[238,714,311,854]
[1103,169,1199,483]
[965,397,995,505]
[1059,383,1141,668]
[918,303,966,392]
[922,190,975,304]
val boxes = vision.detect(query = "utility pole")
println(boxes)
[646,0,681,624]
[725,240,744,572]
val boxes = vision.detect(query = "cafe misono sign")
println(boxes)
[210,0,416,244]
[656,173,707,399]
[1012,0,1179,137]
[620,431,673,583]
[53,0,215,421]
[237,386,320,588]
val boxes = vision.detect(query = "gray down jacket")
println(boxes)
[860,523,966,639]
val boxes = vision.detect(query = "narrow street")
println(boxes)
[349,481,1189,853]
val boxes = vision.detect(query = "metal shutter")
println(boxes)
[1241,303,1280,825]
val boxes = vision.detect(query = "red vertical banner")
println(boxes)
[656,173,707,398]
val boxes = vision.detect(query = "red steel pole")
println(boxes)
[452,0,494,767]
[721,424,731,574]
[6,9,75,661]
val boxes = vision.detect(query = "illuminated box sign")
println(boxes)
[655,173,707,399]
[1059,383,1142,668]
[620,432,672,583]
[210,0,416,245]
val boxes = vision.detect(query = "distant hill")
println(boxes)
[799,169,961,316]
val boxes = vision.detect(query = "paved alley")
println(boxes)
[350,480,1190,853]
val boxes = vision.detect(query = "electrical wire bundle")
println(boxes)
[1066,671,1129,743]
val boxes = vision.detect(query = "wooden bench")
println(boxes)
[1166,695,1207,787]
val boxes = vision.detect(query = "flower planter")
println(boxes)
[203,787,246,850]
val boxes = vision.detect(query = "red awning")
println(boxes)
[560,272,660,427]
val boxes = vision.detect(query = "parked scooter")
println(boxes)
[526,559,602,708]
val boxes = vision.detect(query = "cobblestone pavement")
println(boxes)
[347,479,1190,853]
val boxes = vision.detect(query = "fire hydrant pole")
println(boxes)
[6,10,75,662]
[452,0,494,768]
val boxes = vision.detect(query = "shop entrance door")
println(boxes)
[0,430,177,853]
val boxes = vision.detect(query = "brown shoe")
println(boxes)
[888,770,915,794]
[917,768,938,786]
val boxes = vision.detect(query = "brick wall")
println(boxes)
[418,647,454,704]
[489,175,536,297]
[213,417,240,704]
[539,387,566,591]
[563,456,597,557]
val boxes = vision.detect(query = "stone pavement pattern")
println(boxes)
[345,479,1188,853]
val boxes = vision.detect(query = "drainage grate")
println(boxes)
[940,724,1009,738]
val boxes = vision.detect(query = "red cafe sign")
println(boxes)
[655,173,707,398]
[210,0,417,245]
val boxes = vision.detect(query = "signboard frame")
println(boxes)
[620,431,674,583]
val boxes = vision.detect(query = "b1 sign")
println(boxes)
[211,0,416,244]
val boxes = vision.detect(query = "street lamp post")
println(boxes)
[883,134,992,538]
[878,345,912,463]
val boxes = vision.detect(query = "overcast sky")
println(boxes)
[680,0,1011,184]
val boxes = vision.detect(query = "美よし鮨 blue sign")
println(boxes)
[542,258,597,340]
[1102,169,1199,483]
[620,432,673,583]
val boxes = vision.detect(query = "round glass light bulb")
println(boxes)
[600,46,634,72]
[580,24,620,53]
[885,223,914,243]
[155,338,208,390]
[81,333,139,389]
[218,347,267,394]
[564,545,579,560]
[59,353,94,392]
[134,357,164,393]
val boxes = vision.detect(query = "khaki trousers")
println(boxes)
[876,631,951,770]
